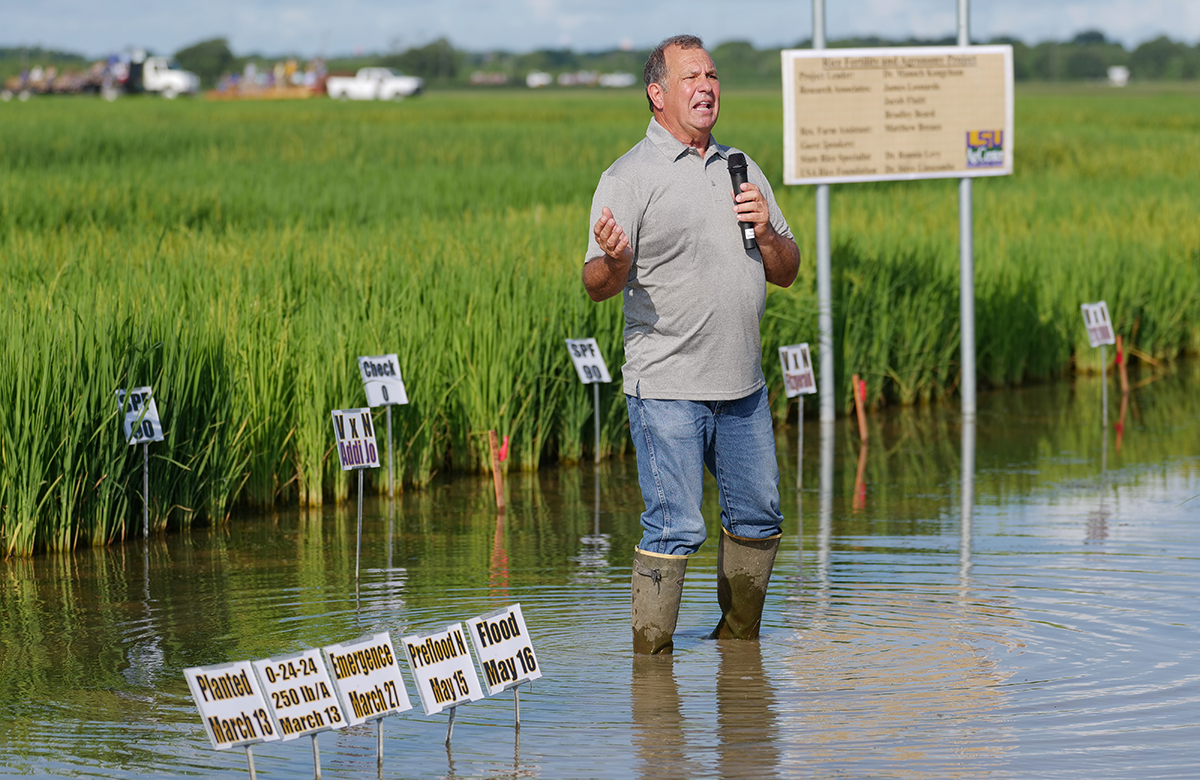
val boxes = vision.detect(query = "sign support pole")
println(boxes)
[593,383,601,465]
[356,469,364,582]
[312,733,322,780]
[797,397,804,490]
[143,442,150,538]
[387,405,394,499]
[813,0,834,422]
[445,705,457,745]
[244,745,257,780]
[376,719,384,777]
[514,688,521,730]
[1101,344,1108,430]
[958,0,977,419]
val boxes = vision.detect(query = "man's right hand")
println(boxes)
[583,206,634,302]
[593,206,633,264]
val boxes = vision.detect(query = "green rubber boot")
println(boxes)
[631,547,689,655]
[709,527,781,640]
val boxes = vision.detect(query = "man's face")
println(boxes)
[654,45,720,147]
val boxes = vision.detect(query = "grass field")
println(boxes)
[1,85,1197,554]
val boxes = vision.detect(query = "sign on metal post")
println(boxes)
[332,408,380,581]
[251,649,346,740]
[185,660,281,751]
[322,632,413,727]
[332,408,380,471]
[466,604,542,696]
[1081,302,1116,347]
[358,354,408,499]
[402,623,485,716]
[779,344,817,399]
[565,338,611,464]
[782,45,1013,186]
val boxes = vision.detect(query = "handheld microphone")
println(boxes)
[727,152,757,251]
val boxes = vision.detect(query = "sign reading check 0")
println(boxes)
[782,45,1013,186]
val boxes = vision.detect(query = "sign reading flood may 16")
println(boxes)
[782,45,1013,185]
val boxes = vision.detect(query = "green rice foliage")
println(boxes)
[0,86,1197,554]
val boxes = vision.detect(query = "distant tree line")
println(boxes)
[4,31,1198,88]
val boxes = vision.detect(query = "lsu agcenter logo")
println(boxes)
[966,130,1004,168]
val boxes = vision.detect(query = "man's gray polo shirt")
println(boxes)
[585,118,793,401]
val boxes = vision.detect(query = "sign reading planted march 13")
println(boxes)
[467,604,541,696]
[358,354,408,407]
[331,408,379,470]
[115,387,165,445]
[1081,301,1116,348]
[322,632,412,727]
[565,338,611,384]
[185,660,280,751]
[779,343,817,398]
[782,45,1013,185]
[251,649,346,740]
[403,623,485,715]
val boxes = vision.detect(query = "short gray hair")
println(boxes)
[643,35,705,112]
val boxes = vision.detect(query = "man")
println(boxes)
[583,35,801,655]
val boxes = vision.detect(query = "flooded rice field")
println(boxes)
[1,366,1197,779]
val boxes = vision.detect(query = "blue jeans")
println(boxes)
[626,385,783,556]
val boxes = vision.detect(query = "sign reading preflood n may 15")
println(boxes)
[185,660,281,751]
[331,408,380,470]
[358,354,409,407]
[403,623,485,715]
[782,45,1013,185]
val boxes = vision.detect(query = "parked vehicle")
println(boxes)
[325,68,424,101]
[139,56,200,99]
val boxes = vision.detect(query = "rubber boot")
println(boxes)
[631,547,688,655]
[709,527,781,640]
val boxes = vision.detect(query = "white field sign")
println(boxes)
[403,623,485,715]
[115,387,165,444]
[782,46,1013,185]
[185,660,281,751]
[779,343,817,398]
[565,338,611,384]
[358,354,409,407]
[251,649,346,741]
[466,604,542,696]
[1081,302,1116,347]
[331,408,380,470]
[322,632,412,727]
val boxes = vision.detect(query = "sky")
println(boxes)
[3,0,1198,59]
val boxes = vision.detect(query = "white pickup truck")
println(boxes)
[141,56,200,99]
[325,68,424,100]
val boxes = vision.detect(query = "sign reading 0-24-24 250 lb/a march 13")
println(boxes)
[782,45,1013,186]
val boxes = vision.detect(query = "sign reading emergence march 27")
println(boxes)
[782,46,1013,185]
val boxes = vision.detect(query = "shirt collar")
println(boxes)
[646,118,728,163]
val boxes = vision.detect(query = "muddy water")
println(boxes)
[1,366,1197,779]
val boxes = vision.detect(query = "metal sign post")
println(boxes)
[331,408,381,581]
[116,387,165,537]
[358,354,409,499]
[779,343,817,490]
[959,0,977,419]
[813,0,834,423]
[565,338,612,464]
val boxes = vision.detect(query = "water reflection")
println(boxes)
[0,366,1198,778]
[630,656,700,780]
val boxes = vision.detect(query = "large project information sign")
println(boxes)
[782,45,1013,185]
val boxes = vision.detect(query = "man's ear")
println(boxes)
[647,82,665,112]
